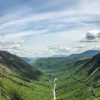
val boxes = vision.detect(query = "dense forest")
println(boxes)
[0,51,53,100]
[32,52,100,100]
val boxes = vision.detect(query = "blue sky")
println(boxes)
[0,0,100,57]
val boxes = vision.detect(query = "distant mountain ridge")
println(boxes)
[51,55,68,58]
[68,50,100,58]
[20,57,30,63]
[21,50,100,64]
[20,57,45,64]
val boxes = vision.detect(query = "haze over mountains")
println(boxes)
[21,50,100,63]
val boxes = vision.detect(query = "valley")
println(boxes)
[0,50,100,100]
[31,51,100,100]
[53,77,57,100]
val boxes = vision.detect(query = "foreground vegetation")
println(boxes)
[0,51,54,100]
[0,69,53,100]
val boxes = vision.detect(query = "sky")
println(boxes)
[0,0,100,57]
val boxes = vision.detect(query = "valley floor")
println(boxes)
[53,77,57,100]
[31,56,100,100]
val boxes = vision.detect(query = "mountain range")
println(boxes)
[21,50,100,64]
[68,50,100,58]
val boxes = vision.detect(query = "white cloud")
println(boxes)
[3,40,25,45]
[44,49,54,55]
[47,45,70,54]
[9,44,22,50]
[79,30,100,42]
[86,30,100,40]
[2,44,22,50]
[90,45,100,50]
[0,38,25,51]
[70,47,88,54]
[15,40,25,44]
[0,36,4,44]
[57,47,70,52]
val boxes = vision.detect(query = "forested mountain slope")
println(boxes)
[0,51,41,80]
[32,52,100,100]
[0,51,53,100]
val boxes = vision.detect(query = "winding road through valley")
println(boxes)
[53,77,57,100]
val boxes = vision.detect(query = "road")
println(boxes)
[53,77,57,100]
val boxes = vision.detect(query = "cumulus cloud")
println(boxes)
[0,36,25,51]
[47,45,70,53]
[79,30,100,42]
[70,47,87,54]
[15,40,25,44]
[9,44,22,50]
[0,36,39,57]
[45,49,55,54]
[89,45,100,50]
[2,44,22,51]
[20,50,40,57]
[86,30,100,40]
[57,47,70,52]
[3,40,25,45]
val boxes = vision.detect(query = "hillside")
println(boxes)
[0,51,53,100]
[32,52,100,100]
[0,51,41,80]
[1,50,100,100]
[75,52,100,83]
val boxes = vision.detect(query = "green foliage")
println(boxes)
[32,53,100,100]
[1,51,100,100]
[0,51,53,100]
[0,71,53,100]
